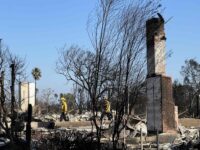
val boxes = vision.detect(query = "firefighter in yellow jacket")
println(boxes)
[101,96,113,120]
[60,93,69,121]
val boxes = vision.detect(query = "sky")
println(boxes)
[0,0,200,94]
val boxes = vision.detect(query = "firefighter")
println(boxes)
[101,96,113,120]
[60,93,69,121]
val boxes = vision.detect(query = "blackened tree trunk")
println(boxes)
[0,71,10,137]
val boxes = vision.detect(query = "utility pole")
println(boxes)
[10,63,16,139]
[0,39,2,133]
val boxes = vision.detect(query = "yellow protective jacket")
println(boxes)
[103,99,110,113]
[61,97,67,113]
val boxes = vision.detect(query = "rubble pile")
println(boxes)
[0,137,10,148]
[33,112,93,123]
[2,111,200,149]
[31,129,97,150]
[126,116,147,138]
[172,125,200,148]
[68,112,92,122]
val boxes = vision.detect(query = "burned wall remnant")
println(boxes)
[146,14,178,133]
[19,82,35,112]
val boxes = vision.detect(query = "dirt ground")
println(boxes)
[56,121,91,127]
[179,118,200,128]
[55,118,200,128]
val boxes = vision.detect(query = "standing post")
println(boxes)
[10,64,15,139]
[26,104,32,150]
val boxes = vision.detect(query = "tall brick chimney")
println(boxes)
[146,14,178,133]
[146,14,166,77]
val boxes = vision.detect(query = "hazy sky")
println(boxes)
[0,0,200,94]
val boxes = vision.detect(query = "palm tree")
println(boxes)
[32,67,41,105]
